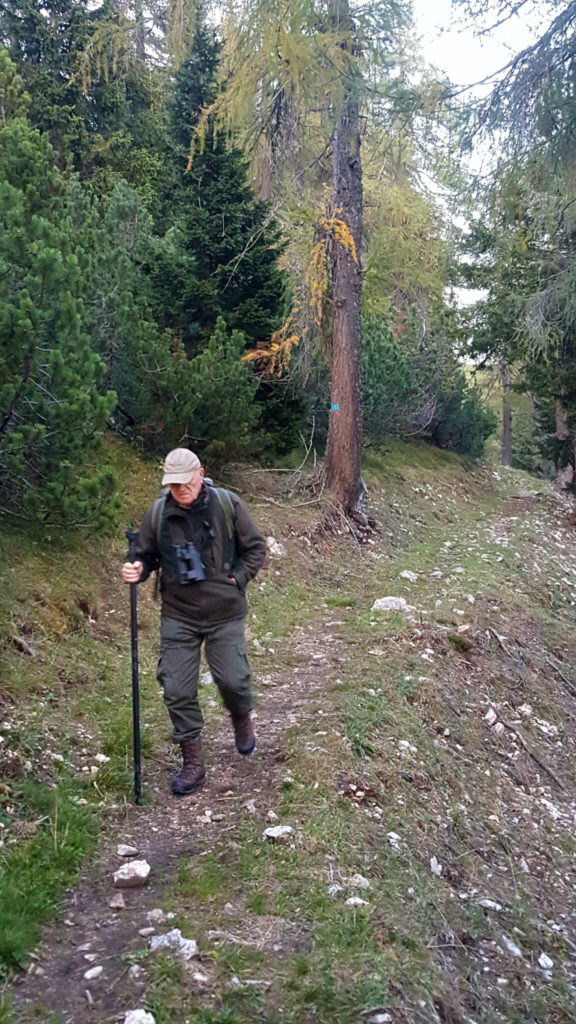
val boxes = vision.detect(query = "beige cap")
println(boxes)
[161,448,201,485]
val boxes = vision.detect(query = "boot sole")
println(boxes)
[171,771,206,796]
[237,738,256,756]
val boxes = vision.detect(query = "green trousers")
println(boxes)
[157,616,254,743]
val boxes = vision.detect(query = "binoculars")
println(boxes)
[175,540,206,583]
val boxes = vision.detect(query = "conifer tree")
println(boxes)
[0,50,117,525]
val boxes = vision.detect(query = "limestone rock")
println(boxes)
[109,892,126,910]
[371,596,415,613]
[124,1012,156,1024]
[149,929,198,961]
[117,844,139,858]
[267,537,287,558]
[83,966,103,981]
[113,860,150,888]
[263,825,294,844]
[349,873,371,890]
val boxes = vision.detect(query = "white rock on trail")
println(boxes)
[538,953,554,970]
[371,597,415,613]
[149,929,198,961]
[263,825,294,844]
[117,844,139,857]
[345,896,369,907]
[113,860,151,888]
[109,892,126,910]
[398,570,418,582]
[147,908,175,925]
[83,966,103,981]
[267,537,287,558]
[124,1012,156,1024]
[386,832,401,849]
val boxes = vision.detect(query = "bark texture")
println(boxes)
[500,358,512,467]
[324,7,363,512]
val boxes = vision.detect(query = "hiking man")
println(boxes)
[121,448,266,795]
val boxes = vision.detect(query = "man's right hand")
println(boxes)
[122,561,143,584]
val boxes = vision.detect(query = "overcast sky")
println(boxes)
[412,0,543,95]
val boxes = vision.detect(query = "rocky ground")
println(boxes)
[3,449,576,1024]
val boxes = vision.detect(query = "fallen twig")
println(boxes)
[11,635,37,657]
[499,717,567,793]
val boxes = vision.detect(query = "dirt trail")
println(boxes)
[9,484,576,1024]
[12,612,350,1023]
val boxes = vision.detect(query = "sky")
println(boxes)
[411,0,543,96]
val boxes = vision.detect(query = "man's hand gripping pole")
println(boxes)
[126,529,142,805]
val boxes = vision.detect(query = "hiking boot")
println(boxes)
[232,712,256,756]
[171,738,205,795]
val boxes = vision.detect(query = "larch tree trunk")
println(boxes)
[324,1,363,513]
[500,357,512,466]
[554,397,574,490]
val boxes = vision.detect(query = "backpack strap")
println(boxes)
[212,486,235,541]
[152,489,169,544]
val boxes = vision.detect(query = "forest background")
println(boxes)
[1,0,576,526]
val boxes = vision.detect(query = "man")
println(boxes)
[122,448,266,796]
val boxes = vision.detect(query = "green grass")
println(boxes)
[0,781,98,975]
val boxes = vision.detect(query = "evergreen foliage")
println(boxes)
[0,107,117,525]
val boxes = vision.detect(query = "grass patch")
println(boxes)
[0,782,98,974]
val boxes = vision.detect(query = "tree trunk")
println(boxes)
[500,358,512,466]
[554,398,573,490]
[134,0,146,61]
[324,1,363,512]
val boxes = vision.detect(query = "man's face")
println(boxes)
[168,468,204,507]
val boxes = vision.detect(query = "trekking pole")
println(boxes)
[125,529,142,805]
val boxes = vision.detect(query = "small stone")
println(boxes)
[113,860,150,888]
[538,953,554,970]
[267,537,287,558]
[117,844,139,857]
[386,832,401,849]
[349,873,371,890]
[327,883,344,896]
[139,927,156,937]
[94,753,110,763]
[109,892,126,910]
[345,896,369,907]
[371,596,415,613]
[429,856,442,877]
[128,965,142,981]
[263,825,294,844]
[124,1012,156,1024]
[500,934,523,958]
[64,919,75,927]
[149,929,198,961]
[477,899,502,911]
[200,671,213,687]
[147,908,174,925]
[266,810,279,822]
[244,799,256,814]
[83,966,103,981]
[399,570,418,582]
[484,707,498,727]
[83,954,97,963]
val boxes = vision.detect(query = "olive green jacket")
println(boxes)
[135,485,266,625]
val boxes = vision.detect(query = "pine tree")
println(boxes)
[149,23,287,356]
[0,51,117,525]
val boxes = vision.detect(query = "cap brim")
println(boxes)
[162,471,195,485]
